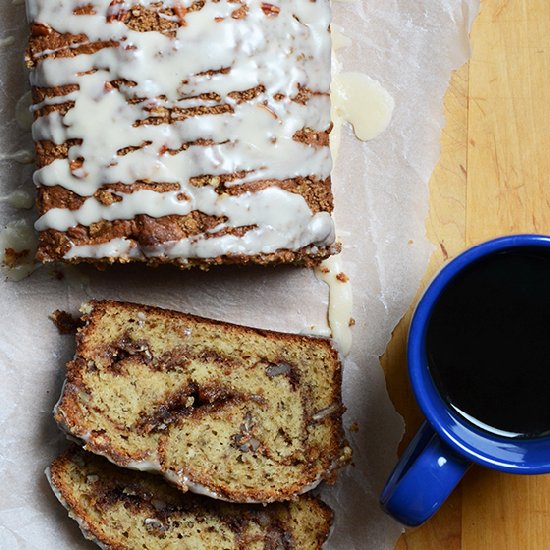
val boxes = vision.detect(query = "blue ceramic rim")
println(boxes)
[409,234,550,473]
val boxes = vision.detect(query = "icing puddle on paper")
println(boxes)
[324,31,395,355]
[0,149,34,164]
[0,190,33,209]
[0,36,15,48]
[15,91,33,131]
[0,219,38,281]
[315,254,353,356]
[331,25,352,51]
[332,71,395,143]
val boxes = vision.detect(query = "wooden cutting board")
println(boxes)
[382,0,550,548]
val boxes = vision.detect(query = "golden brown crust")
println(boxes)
[55,300,351,503]
[50,445,333,549]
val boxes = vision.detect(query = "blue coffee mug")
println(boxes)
[380,234,550,526]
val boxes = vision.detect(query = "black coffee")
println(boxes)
[426,247,550,439]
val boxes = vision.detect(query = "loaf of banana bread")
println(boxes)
[48,446,334,549]
[54,300,352,503]
[26,0,335,267]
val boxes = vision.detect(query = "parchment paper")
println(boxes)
[0,1,478,548]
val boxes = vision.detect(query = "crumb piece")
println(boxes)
[173,3,187,25]
[261,3,280,16]
[50,310,84,335]
[349,421,359,433]
[336,272,349,283]
[348,317,355,327]
[3,247,30,268]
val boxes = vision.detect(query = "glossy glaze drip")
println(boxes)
[315,254,353,355]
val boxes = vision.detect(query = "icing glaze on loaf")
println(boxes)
[26,0,335,264]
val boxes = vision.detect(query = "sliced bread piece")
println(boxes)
[55,300,351,503]
[48,446,333,550]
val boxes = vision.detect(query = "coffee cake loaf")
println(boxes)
[54,300,351,503]
[25,0,335,267]
[48,446,333,549]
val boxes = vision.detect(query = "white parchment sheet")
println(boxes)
[0,1,478,548]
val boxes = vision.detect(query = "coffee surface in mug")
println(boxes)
[426,247,550,439]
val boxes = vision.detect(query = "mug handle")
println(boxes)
[380,421,471,526]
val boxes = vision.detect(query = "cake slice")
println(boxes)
[26,0,335,267]
[48,446,333,549]
[55,300,351,503]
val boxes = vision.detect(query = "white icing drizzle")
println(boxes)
[27,0,335,260]
[126,458,162,472]
[82,450,323,503]
[331,71,395,142]
[56,389,329,503]
[299,325,331,338]
[165,470,222,500]
[53,379,67,417]
[315,253,353,355]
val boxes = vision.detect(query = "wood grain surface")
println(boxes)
[381,0,550,548]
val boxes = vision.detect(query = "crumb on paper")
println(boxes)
[3,247,30,267]
[349,421,359,433]
[348,317,356,327]
[51,268,65,280]
[54,264,92,289]
[336,272,349,283]
[49,310,84,335]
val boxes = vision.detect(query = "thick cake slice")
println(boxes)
[55,300,351,503]
[25,0,335,267]
[48,446,333,549]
